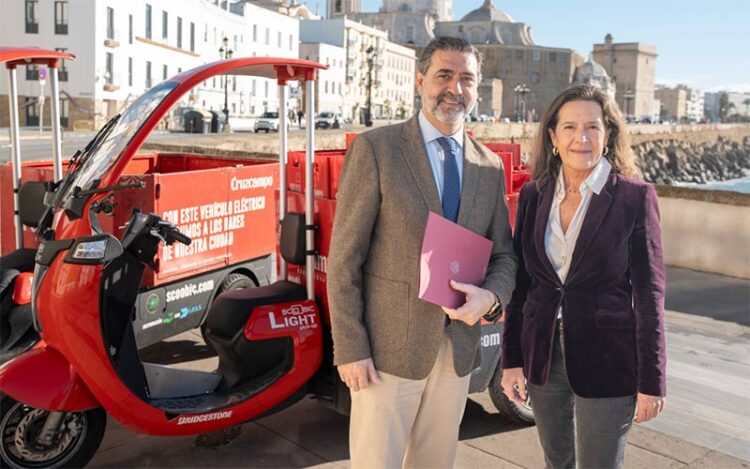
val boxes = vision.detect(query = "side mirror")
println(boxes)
[18,182,50,228]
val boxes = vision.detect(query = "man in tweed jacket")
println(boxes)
[328,37,517,468]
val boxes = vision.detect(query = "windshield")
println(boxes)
[60,81,177,203]
[261,112,278,119]
[320,112,333,118]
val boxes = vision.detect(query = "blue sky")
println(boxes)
[306,0,749,92]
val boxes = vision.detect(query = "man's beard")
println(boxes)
[429,91,472,124]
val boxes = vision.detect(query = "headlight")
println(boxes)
[71,240,108,260]
[64,235,123,265]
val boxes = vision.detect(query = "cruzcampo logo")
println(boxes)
[146,293,160,314]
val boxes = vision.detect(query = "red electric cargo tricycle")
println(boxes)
[0,57,532,468]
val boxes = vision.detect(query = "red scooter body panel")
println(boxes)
[0,344,99,411]
[30,250,324,435]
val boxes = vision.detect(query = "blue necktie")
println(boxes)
[437,137,460,222]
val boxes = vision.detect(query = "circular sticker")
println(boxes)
[146,293,160,314]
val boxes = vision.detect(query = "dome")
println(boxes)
[460,0,514,23]
[573,56,616,98]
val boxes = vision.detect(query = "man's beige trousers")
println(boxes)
[349,330,472,468]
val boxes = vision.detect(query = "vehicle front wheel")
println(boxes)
[0,397,106,468]
[488,364,535,425]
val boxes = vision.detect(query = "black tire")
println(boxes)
[201,273,255,348]
[218,273,255,292]
[488,364,535,425]
[0,397,106,468]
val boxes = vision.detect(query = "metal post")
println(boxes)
[278,84,288,281]
[8,68,24,249]
[304,79,315,300]
[50,67,63,181]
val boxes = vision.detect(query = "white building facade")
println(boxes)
[1,0,300,130]
[300,17,415,123]
[299,42,346,117]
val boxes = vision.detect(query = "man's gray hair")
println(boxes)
[416,36,484,77]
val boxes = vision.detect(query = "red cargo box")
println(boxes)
[329,153,347,200]
[512,167,531,193]
[345,132,358,149]
[287,150,341,199]
[506,192,519,230]
[1,154,279,287]
[485,142,522,166]
[494,151,513,195]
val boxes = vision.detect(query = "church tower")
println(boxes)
[382,0,452,21]
[328,0,362,18]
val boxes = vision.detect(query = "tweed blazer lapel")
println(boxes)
[400,116,442,215]
[456,134,480,228]
[533,182,560,283]
[567,171,616,279]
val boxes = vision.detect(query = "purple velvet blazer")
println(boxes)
[501,171,667,398]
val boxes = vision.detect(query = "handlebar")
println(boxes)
[153,220,191,246]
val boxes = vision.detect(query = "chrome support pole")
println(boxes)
[8,68,24,249]
[50,67,63,181]
[278,84,288,281]
[305,79,315,300]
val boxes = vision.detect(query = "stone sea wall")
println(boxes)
[634,137,750,185]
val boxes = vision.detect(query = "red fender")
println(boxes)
[0,344,100,411]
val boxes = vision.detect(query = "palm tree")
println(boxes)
[744,98,750,116]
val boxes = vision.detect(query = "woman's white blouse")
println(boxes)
[544,157,612,316]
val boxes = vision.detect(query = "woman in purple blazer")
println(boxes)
[501,85,667,468]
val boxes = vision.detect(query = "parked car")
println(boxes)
[254,111,280,132]
[315,111,341,129]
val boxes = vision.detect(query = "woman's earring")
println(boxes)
[552,146,559,156]
[602,146,610,156]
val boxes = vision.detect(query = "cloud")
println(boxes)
[705,84,750,93]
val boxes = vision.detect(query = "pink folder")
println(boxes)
[418,212,494,309]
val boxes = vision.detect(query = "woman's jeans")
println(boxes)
[527,320,637,469]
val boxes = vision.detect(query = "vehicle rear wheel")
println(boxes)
[488,364,535,425]
[201,273,255,349]
[0,397,106,468]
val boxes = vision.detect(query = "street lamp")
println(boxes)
[219,37,233,128]
[365,45,375,127]
[513,84,530,122]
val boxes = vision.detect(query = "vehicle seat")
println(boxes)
[0,248,36,274]
[204,212,308,388]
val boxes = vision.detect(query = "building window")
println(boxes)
[515,50,523,60]
[55,1,69,34]
[253,25,257,42]
[549,52,556,62]
[128,14,133,43]
[530,72,540,84]
[145,61,152,88]
[177,17,182,48]
[25,0,38,33]
[163,65,168,80]
[277,31,282,48]
[532,51,541,61]
[190,22,195,52]
[145,4,152,39]
[25,64,39,81]
[162,11,168,41]
[128,57,133,87]
[289,34,293,51]
[106,7,114,39]
[265,28,269,45]
[264,81,269,98]
[204,24,208,42]
[105,53,114,85]
[55,48,69,81]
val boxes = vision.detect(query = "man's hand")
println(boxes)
[634,393,665,423]
[337,358,382,392]
[442,280,496,325]
[501,367,528,404]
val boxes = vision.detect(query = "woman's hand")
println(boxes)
[501,367,528,404]
[634,393,666,423]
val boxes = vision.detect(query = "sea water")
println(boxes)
[679,170,750,194]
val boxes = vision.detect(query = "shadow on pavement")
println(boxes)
[665,266,750,326]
